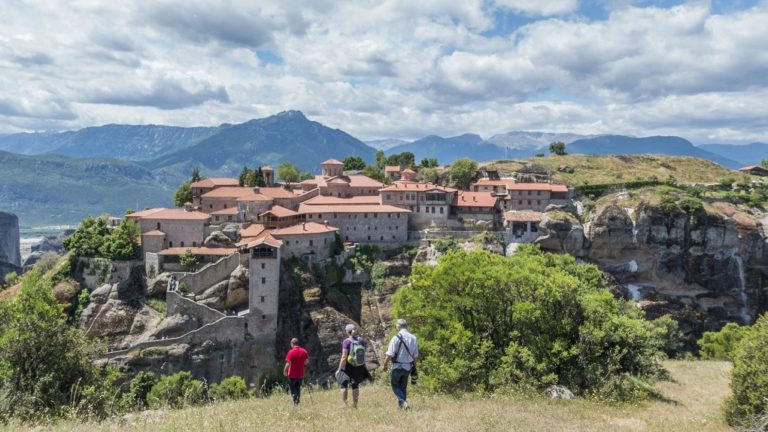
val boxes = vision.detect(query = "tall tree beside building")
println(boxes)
[375,150,387,170]
[363,165,385,182]
[172,181,192,207]
[277,162,300,183]
[421,167,439,183]
[420,158,438,168]
[761,159,768,169]
[450,158,478,190]
[190,167,202,183]
[343,156,366,171]
[238,166,250,186]
[180,249,199,271]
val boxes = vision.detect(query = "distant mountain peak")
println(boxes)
[273,110,307,120]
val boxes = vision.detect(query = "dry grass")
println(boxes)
[7,360,734,432]
[485,155,735,186]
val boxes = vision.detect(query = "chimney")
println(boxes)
[252,187,260,194]
[473,196,477,202]
[324,220,328,227]
[302,222,306,231]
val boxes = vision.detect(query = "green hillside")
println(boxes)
[24,361,731,432]
[0,151,173,227]
[485,155,737,186]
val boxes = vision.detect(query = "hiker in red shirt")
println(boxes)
[284,338,309,406]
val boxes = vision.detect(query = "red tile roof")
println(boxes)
[242,235,283,249]
[379,181,457,193]
[301,174,383,189]
[504,211,543,222]
[210,207,239,216]
[240,224,267,238]
[260,205,299,218]
[303,195,381,206]
[258,187,297,199]
[201,187,271,200]
[158,247,237,256]
[506,183,569,193]
[402,168,416,174]
[473,179,517,187]
[190,178,239,188]
[272,221,339,236]
[322,159,344,165]
[126,208,211,221]
[454,191,498,208]
[142,230,166,237]
[298,204,410,214]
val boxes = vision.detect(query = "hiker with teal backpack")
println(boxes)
[383,319,419,410]
[335,323,372,408]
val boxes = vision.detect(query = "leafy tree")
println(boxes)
[190,167,202,183]
[393,246,668,399]
[254,167,266,187]
[698,322,751,361]
[209,376,250,401]
[172,180,192,207]
[725,314,768,428]
[277,162,300,183]
[343,156,366,171]
[63,216,110,258]
[762,159,768,169]
[238,166,250,186]
[299,171,314,181]
[420,158,438,168]
[147,371,206,409]
[421,167,439,184]
[449,158,478,190]
[375,150,387,170]
[180,249,199,272]
[362,165,385,182]
[387,152,416,168]
[549,141,567,155]
[100,219,141,261]
[0,270,97,420]
[124,208,135,215]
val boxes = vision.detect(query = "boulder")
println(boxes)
[31,236,64,254]
[83,299,140,341]
[536,211,585,256]
[222,224,240,241]
[225,265,249,309]
[149,315,199,339]
[588,204,635,260]
[197,280,229,309]
[204,231,234,248]
[21,251,45,268]
[0,211,21,279]
[90,283,114,304]
[147,273,172,297]
[545,202,578,217]
[545,385,575,400]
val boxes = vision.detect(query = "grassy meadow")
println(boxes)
[485,155,737,186]
[5,360,734,432]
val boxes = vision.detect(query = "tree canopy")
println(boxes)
[724,314,768,428]
[277,162,300,183]
[761,159,768,170]
[393,246,670,399]
[387,152,416,168]
[343,156,366,171]
[449,158,478,190]
[420,158,438,168]
[0,270,97,419]
[549,141,567,155]
[63,216,140,261]
[239,166,266,187]
[172,181,192,207]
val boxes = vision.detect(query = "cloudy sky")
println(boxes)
[1,0,767,143]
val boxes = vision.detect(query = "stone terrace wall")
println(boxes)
[178,252,241,295]
[167,290,224,325]
[79,258,143,291]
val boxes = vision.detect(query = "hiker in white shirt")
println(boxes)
[383,318,419,410]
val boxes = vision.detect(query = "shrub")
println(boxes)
[145,297,167,315]
[3,272,18,286]
[433,237,460,254]
[121,371,159,410]
[724,314,768,428]
[147,371,207,409]
[698,323,751,361]
[141,347,169,358]
[209,376,250,402]
[393,246,667,400]
[0,270,97,420]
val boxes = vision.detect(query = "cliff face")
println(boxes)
[0,210,21,279]
[583,199,765,347]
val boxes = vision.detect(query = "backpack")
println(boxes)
[346,337,366,367]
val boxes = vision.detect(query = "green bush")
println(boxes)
[147,371,207,409]
[724,314,768,428]
[698,322,751,361]
[433,237,460,254]
[63,216,140,261]
[145,296,167,315]
[209,376,250,402]
[141,347,169,358]
[122,371,158,410]
[393,246,667,400]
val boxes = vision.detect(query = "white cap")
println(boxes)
[345,324,356,333]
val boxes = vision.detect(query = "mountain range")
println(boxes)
[0,110,763,226]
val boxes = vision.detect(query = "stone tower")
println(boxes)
[247,237,282,337]
[262,166,274,186]
[321,159,344,178]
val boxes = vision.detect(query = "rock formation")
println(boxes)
[0,210,21,279]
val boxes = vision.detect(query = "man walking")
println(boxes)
[284,338,309,406]
[383,319,419,410]
[336,324,371,408]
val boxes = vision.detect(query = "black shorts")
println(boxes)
[340,365,370,389]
